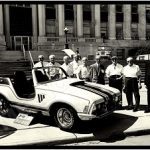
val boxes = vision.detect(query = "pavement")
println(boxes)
[0,83,149,146]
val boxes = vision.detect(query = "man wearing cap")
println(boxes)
[76,57,90,81]
[34,55,48,74]
[89,55,105,84]
[60,56,73,78]
[123,57,142,112]
[46,55,61,79]
[70,54,82,77]
[106,56,123,107]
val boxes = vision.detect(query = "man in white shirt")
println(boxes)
[34,55,48,74]
[76,57,90,81]
[46,55,61,79]
[106,56,123,108]
[60,56,73,78]
[123,57,142,112]
[70,54,82,77]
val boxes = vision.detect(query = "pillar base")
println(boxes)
[124,38,131,40]
[109,37,116,40]
[139,38,146,40]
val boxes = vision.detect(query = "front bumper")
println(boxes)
[77,109,114,121]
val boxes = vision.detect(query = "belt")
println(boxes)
[109,75,121,79]
[125,77,137,79]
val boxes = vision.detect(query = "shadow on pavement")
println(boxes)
[71,113,138,142]
[0,124,17,139]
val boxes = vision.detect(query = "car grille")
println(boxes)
[92,101,116,116]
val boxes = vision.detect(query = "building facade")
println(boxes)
[0,4,150,60]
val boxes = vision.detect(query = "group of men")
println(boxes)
[34,52,150,113]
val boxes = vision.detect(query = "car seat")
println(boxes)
[35,70,49,82]
[13,71,29,98]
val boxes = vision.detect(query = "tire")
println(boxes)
[0,96,10,117]
[54,105,77,130]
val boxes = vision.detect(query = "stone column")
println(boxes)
[138,4,146,40]
[4,4,11,49]
[77,4,83,37]
[123,5,131,40]
[73,5,77,37]
[58,4,64,36]
[0,5,4,35]
[0,4,5,50]
[32,4,38,50]
[108,5,116,40]
[38,4,46,36]
[94,4,100,38]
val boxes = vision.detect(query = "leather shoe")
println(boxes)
[127,105,133,110]
[144,108,150,113]
[133,107,139,112]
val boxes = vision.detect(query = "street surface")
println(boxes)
[62,134,150,146]
[0,83,149,146]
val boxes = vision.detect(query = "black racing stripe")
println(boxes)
[85,83,114,100]
[75,85,109,102]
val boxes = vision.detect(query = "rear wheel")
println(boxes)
[54,106,77,130]
[0,96,10,117]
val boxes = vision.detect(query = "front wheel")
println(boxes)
[54,106,77,130]
[0,96,10,117]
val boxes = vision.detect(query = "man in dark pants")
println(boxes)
[123,57,142,112]
[89,55,105,84]
[106,56,123,108]
[144,62,150,113]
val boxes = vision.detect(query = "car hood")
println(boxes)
[36,79,103,102]
[36,78,120,103]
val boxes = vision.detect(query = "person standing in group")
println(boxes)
[89,55,105,84]
[60,56,73,78]
[144,62,150,113]
[70,54,82,78]
[123,57,142,112]
[76,57,90,81]
[46,54,60,79]
[106,56,123,108]
[76,48,81,60]
[34,55,48,74]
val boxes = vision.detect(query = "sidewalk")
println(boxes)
[0,83,149,146]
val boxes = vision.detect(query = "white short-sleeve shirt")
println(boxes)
[123,64,141,78]
[77,65,90,79]
[106,63,123,77]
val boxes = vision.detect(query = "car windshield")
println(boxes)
[34,66,68,83]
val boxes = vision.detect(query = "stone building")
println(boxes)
[0,4,150,61]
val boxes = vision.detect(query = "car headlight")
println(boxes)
[83,105,89,114]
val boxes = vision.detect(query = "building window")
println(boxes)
[83,5,91,21]
[116,25,123,40]
[131,4,139,23]
[116,4,123,22]
[65,4,74,20]
[131,24,139,40]
[10,4,31,8]
[100,4,108,22]
[101,23,108,39]
[146,10,150,24]
[146,27,150,40]
[46,4,56,19]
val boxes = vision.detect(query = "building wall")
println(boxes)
[0,4,150,60]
